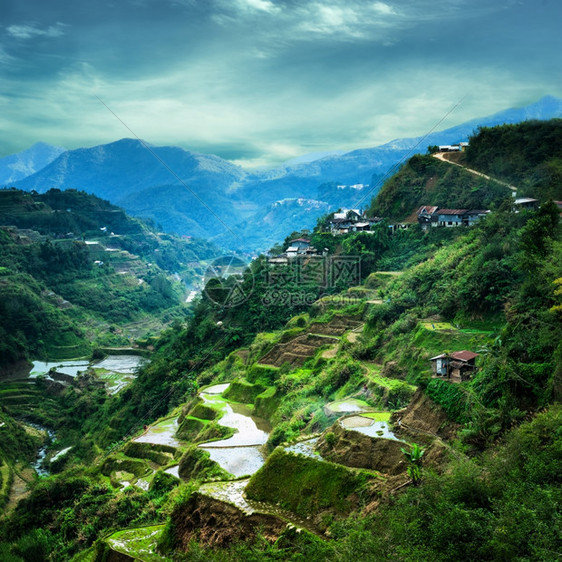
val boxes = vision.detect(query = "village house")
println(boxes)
[416,206,489,229]
[328,209,383,235]
[286,238,312,258]
[436,209,468,227]
[416,205,439,230]
[429,350,479,382]
[268,238,327,265]
[464,209,490,226]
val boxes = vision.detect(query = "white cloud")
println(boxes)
[289,1,408,41]
[6,22,66,40]
[237,0,280,13]
[372,2,396,16]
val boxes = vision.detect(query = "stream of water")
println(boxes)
[27,423,56,476]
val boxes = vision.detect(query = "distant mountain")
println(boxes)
[0,142,65,185]
[212,198,332,251]
[11,96,562,252]
[14,138,247,239]
[382,95,562,151]
[14,138,245,201]
[119,183,243,240]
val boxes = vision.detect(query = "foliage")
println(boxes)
[368,154,511,221]
[245,448,373,518]
[400,443,424,485]
[425,379,474,424]
[466,119,562,200]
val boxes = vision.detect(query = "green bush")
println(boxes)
[246,364,279,385]
[223,380,268,404]
[246,448,373,519]
[177,446,229,480]
[425,379,473,423]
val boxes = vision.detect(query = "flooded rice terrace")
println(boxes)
[197,384,271,477]
[340,415,402,440]
[27,354,147,394]
[134,417,181,448]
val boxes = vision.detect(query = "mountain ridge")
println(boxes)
[9,96,562,251]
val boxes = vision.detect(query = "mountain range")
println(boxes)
[4,95,562,252]
[0,142,65,185]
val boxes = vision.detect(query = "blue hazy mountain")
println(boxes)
[14,138,245,201]
[381,95,562,150]
[11,96,562,251]
[0,142,65,185]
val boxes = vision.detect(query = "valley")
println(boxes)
[0,119,561,561]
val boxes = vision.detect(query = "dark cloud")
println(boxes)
[1,0,561,165]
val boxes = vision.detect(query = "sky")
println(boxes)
[1,0,561,168]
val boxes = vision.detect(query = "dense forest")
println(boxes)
[465,119,562,201]
[0,121,561,561]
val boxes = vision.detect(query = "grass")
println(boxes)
[361,412,392,422]
[365,365,417,392]
[412,323,494,357]
[0,461,12,500]
[246,448,375,519]
[223,379,268,404]
[421,321,497,335]
[421,321,457,331]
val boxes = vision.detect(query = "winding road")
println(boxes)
[433,152,517,192]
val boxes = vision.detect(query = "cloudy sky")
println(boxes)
[1,0,561,167]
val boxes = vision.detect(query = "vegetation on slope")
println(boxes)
[368,153,510,221]
[0,188,222,367]
[465,119,562,200]
[0,121,561,561]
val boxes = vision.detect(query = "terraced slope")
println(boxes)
[259,315,362,368]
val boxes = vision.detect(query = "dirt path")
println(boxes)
[433,152,517,192]
[6,466,34,511]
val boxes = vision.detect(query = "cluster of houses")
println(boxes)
[328,209,383,235]
[319,194,561,237]
[325,206,492,234]
[416,206,490,230]
[267,237,327,265]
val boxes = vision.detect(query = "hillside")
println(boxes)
[0,188,222,367]
[0,122,561,561]
[369,118,562,221]
[368,153,513,221]
[464,119,562,201]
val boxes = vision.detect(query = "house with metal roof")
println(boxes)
[429,350,479,382]
[328,209,383,234]
[416,205,439,230]
[436,209,468,227]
